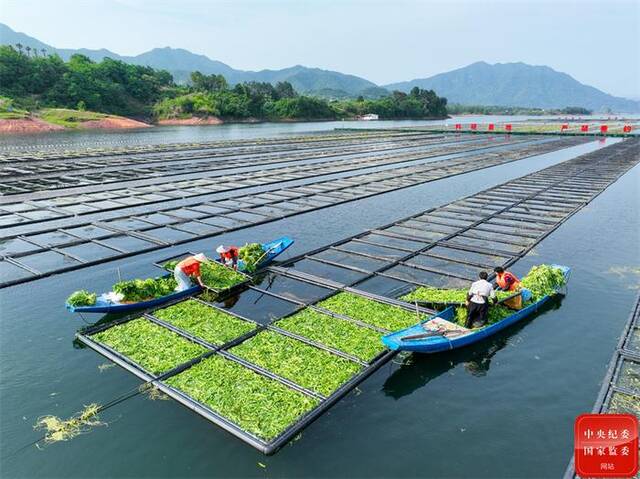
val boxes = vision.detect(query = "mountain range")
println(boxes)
[1,23,637,112]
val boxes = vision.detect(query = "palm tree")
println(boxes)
[41,48,47,57]
[15,43,23,54]
[25,45,31,56]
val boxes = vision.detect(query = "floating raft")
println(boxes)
[0,135,589,288]
[78,138,640,454]
[563,291,640,478]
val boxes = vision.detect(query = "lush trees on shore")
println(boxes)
[0,45,449,121]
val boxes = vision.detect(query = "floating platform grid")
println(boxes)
[0,135,589,288]
[78,137,639,454]
[564,291,640,478]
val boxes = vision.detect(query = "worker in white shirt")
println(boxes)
[465,271,497,328]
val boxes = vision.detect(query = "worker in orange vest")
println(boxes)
[174,253,207,291]
[216,245,240,270]
[494,266,522,309]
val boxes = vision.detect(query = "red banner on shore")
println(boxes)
[581,125,589,132]
[600,125,609,133]
[488,123,494,131]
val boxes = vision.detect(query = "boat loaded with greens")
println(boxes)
[65,237,293,314]
[382,264,570,353]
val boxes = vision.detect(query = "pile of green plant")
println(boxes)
[609,392,640,416]
[231,331,362,396]
[165,355,318,440]
[238,243,265,273]
[520,265,566,300]
[453,304,514,328]
[276,308,386,362]
[153,299,254,345]
[164,259,246,290]
[92,318,206,375]
[200,262,247,290]
[402,287,512,304]
[113,277,177,302]
[66,290,97,307]
[318,292,419,331]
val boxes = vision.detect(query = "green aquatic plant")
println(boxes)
[153,299,254,345]
[276,308,386,362]
[317,292,419,331]
[231,331,362,396]
[402,287,512,304]
[608,392,640,416]
[165,355,319,440]
[113,277,177,302]
[34,403,105,444]
[92,318,206,374]
[200,262,247,290]
[453,304,514,327]
[66,290,97,307]
[238,243,265,273]
[520,264,566,300]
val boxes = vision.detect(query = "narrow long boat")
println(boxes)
[66,237,294,313]
[382,265,570,353]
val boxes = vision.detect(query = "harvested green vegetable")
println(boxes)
[453,304,514,327]
[238,243,265,273]
[153,299,254,345]
[520,264,566,300]
[231,331,361,396]
[276,308,385,362]
[92,318,206,374]
[165,355,318,440]
[113,277,177,302]
[318,292,419,331]
[200,261,247,290]
[66,290,97,307]
[402,287,512,304]
[164,258,247,289]
[608,392,640,416]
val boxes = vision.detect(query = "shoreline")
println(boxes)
[0,114,449,135]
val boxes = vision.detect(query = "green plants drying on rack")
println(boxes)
[153,299,254,345]
[165,355,318,440]
[276,308,386,362]
[231,331,362,396]
[92,318,206,375]
[318,292,420,331]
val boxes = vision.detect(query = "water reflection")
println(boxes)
[382,296,564,399]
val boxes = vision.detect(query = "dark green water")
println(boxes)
[1,137,638,478]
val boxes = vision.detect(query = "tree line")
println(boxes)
[0,45,448,121]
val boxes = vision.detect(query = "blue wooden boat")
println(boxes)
[382,265,570,353]
[66,237,294,314]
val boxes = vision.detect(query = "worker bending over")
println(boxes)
[466,271,496,328]
[217,244,239,270]
[494,266,522,309]
[174,253,206,291]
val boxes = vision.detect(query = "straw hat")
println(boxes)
[216,245,230,254]
[194,253,207,262]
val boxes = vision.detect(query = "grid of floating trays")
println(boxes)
[0,135,588,288]
[77,138,639,454]
[0,132,466,193]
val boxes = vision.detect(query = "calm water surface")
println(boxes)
[0,133,638,478]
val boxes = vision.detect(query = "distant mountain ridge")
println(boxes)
[1,23,637,111]
[385,61,639,112]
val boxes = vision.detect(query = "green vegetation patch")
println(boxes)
[276,308,385,362]
[92,318,206,375]
[67,290,97,307]
[520,264,566,300]
[39,108,107,128]
[238,243,265,273]
[153,299,254,345]
[0,96,29,119]
[165,355,318,440]
[113,276,177,302]
[318,292,419,331]
[231,331,362,396]
[453,304,514,328]
[608,392,640,417]
[402,287,512,304]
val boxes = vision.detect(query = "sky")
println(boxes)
[1,0,639,98]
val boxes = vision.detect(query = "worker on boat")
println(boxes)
[465,271,496,329]
[494,266,522,309]
[216,244,239,270]
[174,253,207,291]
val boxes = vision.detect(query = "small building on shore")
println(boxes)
[358,113,379,121]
